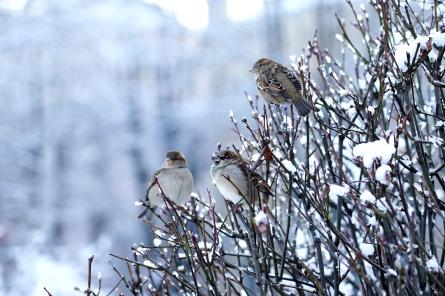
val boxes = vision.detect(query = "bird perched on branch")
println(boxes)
[251,58,316,116]
[210,150,270,207]
[140,151,193,215]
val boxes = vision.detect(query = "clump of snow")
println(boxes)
[394,36,430,71]
[143,259,158,269]
[429,30,445,47]
[338,88,350,97]
[197,241,213,250]
[360,190,376,205]
[394,31,445,71]
[134,200,143,206]
[339,282,354,295]
[237,239,248,250]
[282,159,297,173]
[368,215,377,226]
[329,184,349,201]
[360,243,375,256]
[251,153,260,162]
[273,149,283,159]
[436,121,445,127]
[426,256,443,273]
[353,139,396,168]
[340,99,354,110]
[153,238,162,247]
[254,210,269,233]
[335,33,344,42]
[386,268,397,277]
[376,164,392,185]
[358,78,367,90]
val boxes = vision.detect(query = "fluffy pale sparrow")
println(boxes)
[251,58,315,116]
[144,151,194,209]
[210,150,270,207]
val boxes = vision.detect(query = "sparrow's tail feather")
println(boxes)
[293,99,316,117]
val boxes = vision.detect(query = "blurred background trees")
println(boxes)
[0,0,348,294]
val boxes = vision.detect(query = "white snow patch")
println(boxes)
[339,281,354,295]
[360,243,374,256]
[429,30,445,47]
[360,190,376,205]
[376,164,392,185]
[254,210,268,225]
[153,238,162,247]
[368,215,377,226]
[353,139,395,168]
[251,153,260,162]
[394,35,430,71]
[338,88,349,96]
[358,78,367,90]
[282,159,297,173]
[394,31,445,71]
[238,239,248,250]
[340,99,354,109]
[143,259,158,269]
[295,229,309,258]
[436,121,445,127]
[254,210,269,233]
[423,105,433,114]
[198,241,213,250]
[273,150,283,159]
[329,184,349,201]
[426,256,443,273]
[335,33,344,42]
[154,229,165,238]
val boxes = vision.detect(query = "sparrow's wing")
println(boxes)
[257,76,287,99]
[257,67,299,102]
[276,65,316,116]
[237,160,272,197]
[277,64,302,91]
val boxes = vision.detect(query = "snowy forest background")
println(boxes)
[2,0,445,295]
[0,0,343,294]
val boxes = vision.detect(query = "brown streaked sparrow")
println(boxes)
[144,151,194,209]
[210,150,270,207]
[251,58,316,116]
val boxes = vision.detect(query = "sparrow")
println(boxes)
[210,150,270,207]
[143,151,194,210]
[251,58,315,116]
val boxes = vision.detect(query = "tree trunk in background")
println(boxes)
[264,0,283,60]
[125,55,148,191]
[316,0,335,49]
[52,138,68,246]
[156,22,178,151]
[208,0,227,24]
[26,46,44,235]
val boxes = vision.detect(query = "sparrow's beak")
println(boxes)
[211,155,219,161]
[249,68,254,73]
